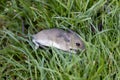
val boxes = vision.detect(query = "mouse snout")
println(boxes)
[80,43,85,50]
[74,40,85,50]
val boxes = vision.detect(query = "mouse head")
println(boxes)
[67,31,85,52]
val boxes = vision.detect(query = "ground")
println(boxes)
[0,0,120,80]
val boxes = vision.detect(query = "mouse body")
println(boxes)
[32,28,85,53]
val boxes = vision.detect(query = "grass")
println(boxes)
[0,0,120,80]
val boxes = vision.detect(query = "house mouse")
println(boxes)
[32,28,85,53]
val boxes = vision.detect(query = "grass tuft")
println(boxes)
[0,0,120,80]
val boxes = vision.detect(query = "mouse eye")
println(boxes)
[76,43,80,46]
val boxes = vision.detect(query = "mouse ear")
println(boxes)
[67,29,75,34]
[62,27,80,38]
[61,27,74,34]
[67,29,80,38]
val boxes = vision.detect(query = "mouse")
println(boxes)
[32,28,85,53]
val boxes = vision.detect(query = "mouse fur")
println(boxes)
[32,28,85,53]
